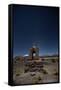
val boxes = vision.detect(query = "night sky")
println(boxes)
[13,5,59,57]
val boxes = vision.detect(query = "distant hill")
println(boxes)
[13,54,59,61]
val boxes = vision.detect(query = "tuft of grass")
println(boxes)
[16,73,20,76]
[53,72,58,76]
[32,76,42,84]
[52,59,56,63]
[42,69,48,74]
[32,77,38,84]
[38,76,42,81]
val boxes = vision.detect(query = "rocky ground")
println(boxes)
[13,56,59,85]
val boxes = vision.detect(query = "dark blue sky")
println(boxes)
[13,5,59,57]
